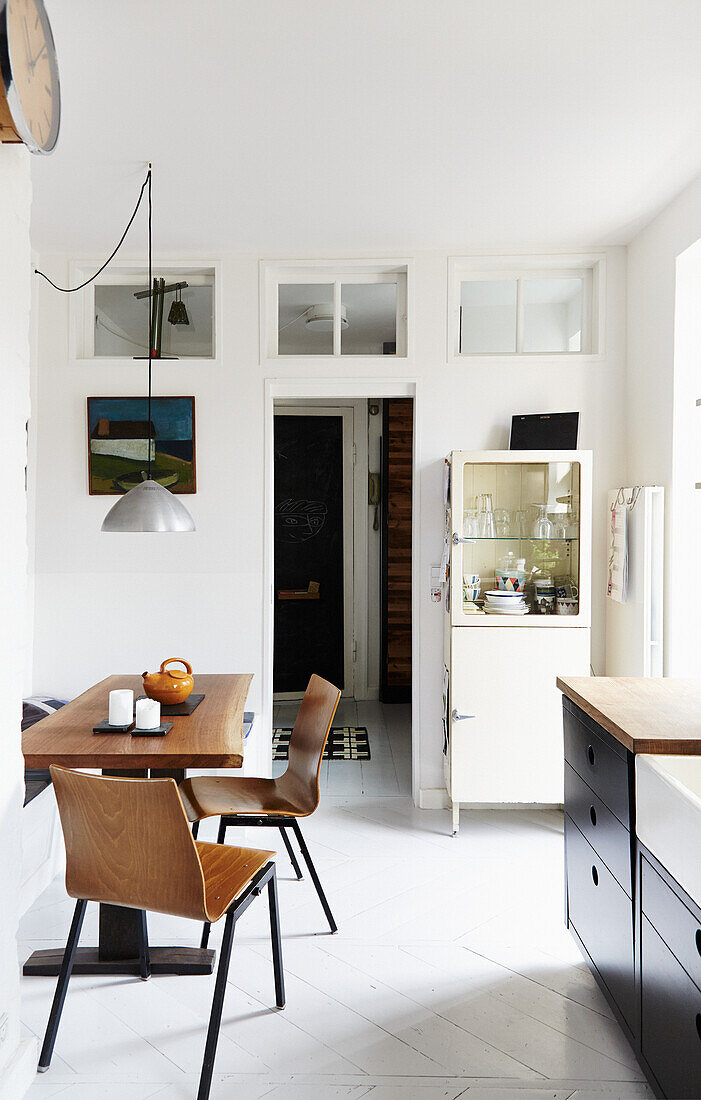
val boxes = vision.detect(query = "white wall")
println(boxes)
[626,173,701,674]
[31,249,627,799]
[0,147,36,1097]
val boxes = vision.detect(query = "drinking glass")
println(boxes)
[514,509,528,537]
[550,515,566,539]
[476,492,494,538]
[463,509,479,538]
[494,509,510,537]
[480,509,495,538]
[532,503,553,539]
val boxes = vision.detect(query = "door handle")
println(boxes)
[452,708,476,722]
[452,533,476,545]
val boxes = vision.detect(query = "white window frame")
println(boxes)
[448,253,605,363]
[260,260,410,362]
[68,258,221,363]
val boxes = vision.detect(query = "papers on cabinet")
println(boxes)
[608,501,628,603]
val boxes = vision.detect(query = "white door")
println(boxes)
[448,625,590,804]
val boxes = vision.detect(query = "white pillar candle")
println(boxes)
[135,697,160,730]
[108,689,134,727]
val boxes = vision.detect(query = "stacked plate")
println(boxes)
[484,589,529,616]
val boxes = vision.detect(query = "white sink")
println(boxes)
[636,754,701,907]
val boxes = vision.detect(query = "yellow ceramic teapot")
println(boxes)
[142,658,194,705]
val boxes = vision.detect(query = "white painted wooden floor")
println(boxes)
[20,703,652,1099]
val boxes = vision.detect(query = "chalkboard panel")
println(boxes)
[273,415,344,693]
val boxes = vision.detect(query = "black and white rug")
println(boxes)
[273,726,371,761]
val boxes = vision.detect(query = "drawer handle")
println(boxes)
[587,745,596,767]
[592,865,599,886]
[589,805,597,827]
[696,930,701,957]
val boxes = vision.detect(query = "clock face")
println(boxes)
[1,0,60,153]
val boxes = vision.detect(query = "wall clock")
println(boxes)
[0,0,60,153]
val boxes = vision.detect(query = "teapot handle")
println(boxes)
[160,657,193,678]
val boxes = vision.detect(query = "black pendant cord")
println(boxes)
[34,163,156,484]
[34,166,152,293]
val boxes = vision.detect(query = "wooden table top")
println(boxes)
[557,676,701,755]
[22,674,252,770]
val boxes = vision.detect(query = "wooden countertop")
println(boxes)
[557,677,701,755]
[23,674,252,769]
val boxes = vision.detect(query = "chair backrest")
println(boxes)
[279,674,341,814]
[50,766,209,921]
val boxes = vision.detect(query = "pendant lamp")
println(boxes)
[101,167,195,533]
[101,477,195,532]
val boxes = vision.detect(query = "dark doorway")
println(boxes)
[273,413,345,693]
[380,398,413,702]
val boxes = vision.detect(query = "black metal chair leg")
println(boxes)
[291,820,337,933]
[200,920,211,949]
[138,910,151,981]
[38,898,88,1071]
[200,818,228,949]
[279,825,303,879]
[267,869,286,1008]
[197,908,236,1100]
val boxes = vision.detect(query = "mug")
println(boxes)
[555,576,579,600]
[534,578,556,614]
[556,598,579,616]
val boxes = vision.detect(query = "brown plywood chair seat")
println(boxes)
[196,841,273,923]
[38,767,285,1100]
[180,775,310,820]
[179,673,341,935]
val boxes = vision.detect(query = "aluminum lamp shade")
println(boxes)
[101,479,195,532]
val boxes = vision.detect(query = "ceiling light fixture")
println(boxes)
[35,165,196,533]
[304,304,348,331]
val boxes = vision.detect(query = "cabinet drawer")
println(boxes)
[566,815,634,1028]
[564,763,631,896]
[564,707,630,827]
[642,857,701,994]
[641,915,701,1099]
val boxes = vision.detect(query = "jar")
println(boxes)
[496,553,527,592]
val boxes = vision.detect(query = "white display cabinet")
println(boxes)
[443,450,592,832]
[449,450,592,627]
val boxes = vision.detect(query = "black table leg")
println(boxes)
[23,767,215,978]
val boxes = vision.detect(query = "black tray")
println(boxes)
[93,720,134,735]
[131,722,173,737]
[159,693,205,716]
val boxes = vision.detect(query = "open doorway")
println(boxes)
[271,395,413,797]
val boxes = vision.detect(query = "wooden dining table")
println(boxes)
[22,673,252,978]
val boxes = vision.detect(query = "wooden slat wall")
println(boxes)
[381,399,413,700]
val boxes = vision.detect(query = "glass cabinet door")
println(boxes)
[452,457,582,623]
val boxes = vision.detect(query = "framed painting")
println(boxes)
[87,396,196,495]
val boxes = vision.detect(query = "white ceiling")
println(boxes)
[31,0,701,256]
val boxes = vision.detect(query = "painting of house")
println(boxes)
[87,396,196,494]
[90,418,157,462]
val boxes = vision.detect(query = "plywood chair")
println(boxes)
[39,766,285,1100]
[179,674,341,939]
